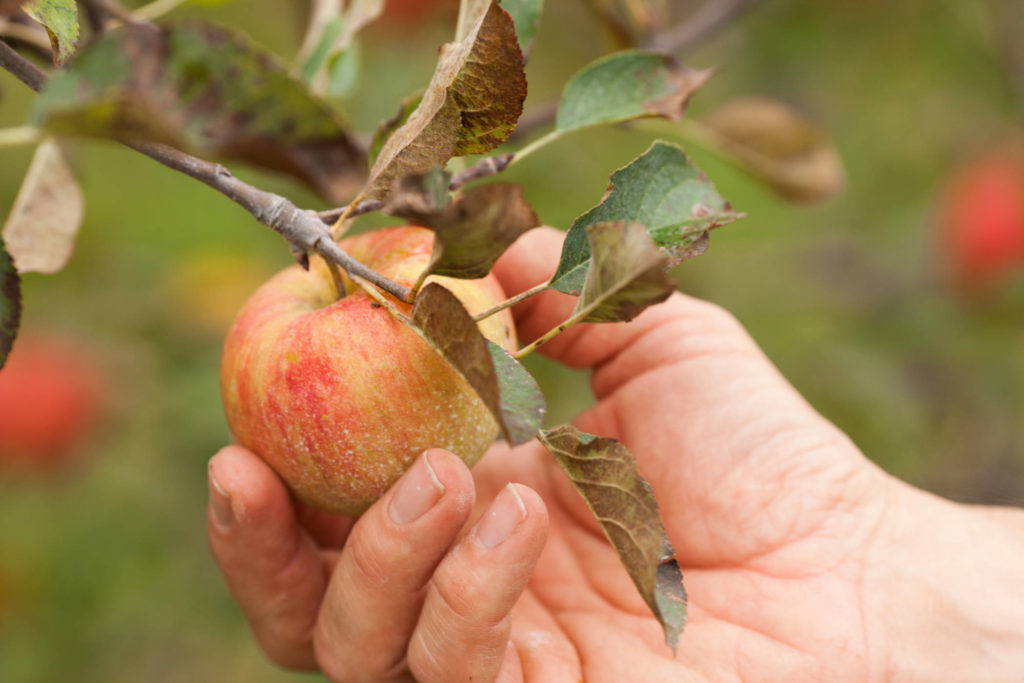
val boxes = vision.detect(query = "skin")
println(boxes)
[220,227,515,515]
[209,228,1024,681]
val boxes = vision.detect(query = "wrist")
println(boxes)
[865,479,1024,681]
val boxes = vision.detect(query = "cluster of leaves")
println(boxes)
[0,0,846,652]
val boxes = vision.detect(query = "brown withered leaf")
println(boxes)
[33,22,366,202]
[368,90,423,168]
[1,0,24,16]
[539,425,687,653]
[700,96,846,204]
[410,283,544,445]
[365,1,525,199]
[385,176,539,279]
[574,221,675,323]
[2,138,83,274]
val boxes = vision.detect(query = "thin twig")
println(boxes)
[317,198,384,224]
[449,154,513,190]
[0,38,412,303]
[133,0,189,21]
[0,18,53,53]
[0,38,46,91]
[648,0,760,54]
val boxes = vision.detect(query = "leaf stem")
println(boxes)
[473,281,549,322]
[507,129,561,168]
[513,308,587,359]
[0,126,41,148]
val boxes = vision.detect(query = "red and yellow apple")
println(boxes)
[220,226,516,515]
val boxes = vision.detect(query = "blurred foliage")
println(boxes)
[1,0,1023,679]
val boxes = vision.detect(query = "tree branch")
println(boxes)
[449,154,513,190]
[0,37,411,303]
[648,0,760,54]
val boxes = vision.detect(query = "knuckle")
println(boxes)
[345,528,393,592]
[431,569,507,629]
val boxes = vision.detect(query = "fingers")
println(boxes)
[207,446,326,670]
[312,449,476,681]
[407,484,549,683]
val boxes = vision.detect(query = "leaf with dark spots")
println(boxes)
[33,21,367,202]
[539,425,686,653]
[410,283,544,445]
[365,1,525,199]
[556,50,711,134]
[2,138,83,274]
[23,0,78,65]
[0,238,22,371]
[573,221,675,323]
[369,90,423,168]
[552,141,739,295]
[385,177,539,279]
[700,96,846,203]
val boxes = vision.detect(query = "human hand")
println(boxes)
[208,228,1024,681]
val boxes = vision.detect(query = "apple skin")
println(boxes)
[220,226,517,516]
[0,333,105,472]
[940,150,1024,290]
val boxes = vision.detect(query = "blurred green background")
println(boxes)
[1,0,1022,680]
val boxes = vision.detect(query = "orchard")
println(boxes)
[2,1,1023,681]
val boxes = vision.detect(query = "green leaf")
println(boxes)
[538,425,686,653]
[573,221,675,323]
[699,96,846,203]
[297,0,383,98]
[298,15,343,84]
[385,178,539,279]
[502,0,544,58]
[325,40,361,98]
[2,138,83,274]
[33,22,366,203]
[22,0,78,65]
[552,141,739,294]
[557,50,710,134]
[365,1,525,199]
[0,237,22,371]
[369,90,424,168]
[410,283,545,445]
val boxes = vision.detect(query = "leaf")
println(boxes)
[538,425,686,653]
[369,90,424,168]
[552,140,739,295]
[0,0,24,17]
[573,221,675,323]
[385,177,539,279]
[33,22,366,203]
[0,238,21,371]
[2,137,83,274]
[22,0,78,65]
[297,0,383,97]
[557,50,711,134]
[366,1,525,199]
[700,96,846,203]
[501,0,544,58]
[411,283,545,445]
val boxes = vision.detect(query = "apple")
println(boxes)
[220,226,517,516]
[939,148,1024,290]
[0,333,105,472]
[382,0,456,25]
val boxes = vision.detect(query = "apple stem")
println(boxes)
[326,261,348,300]
[473,281,550,322]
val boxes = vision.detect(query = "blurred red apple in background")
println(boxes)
[382,0,456,24]
[0,333,106,472]
[220,226,516,516]
[939,147,1024,291]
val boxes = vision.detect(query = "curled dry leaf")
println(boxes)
[33,22,366,202]
[385,176,539,279]
[366,1,526,199]
[0,0,24,16]
[369,90,423,168]
[410,283,545,445]
[2,137,83,274]
[573,220,675,323]
[700,96,846,203]
[538,425,687,653]
[22,0,78,65]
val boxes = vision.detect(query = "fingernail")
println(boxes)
[475,484,527,549]
[389,452,445,525]
[208,459,234,529]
